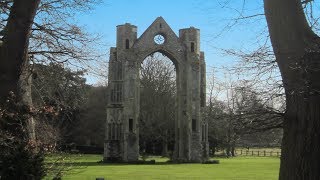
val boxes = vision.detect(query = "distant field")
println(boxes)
[45,154,280,180]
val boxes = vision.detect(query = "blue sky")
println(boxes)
[76,0,266,84]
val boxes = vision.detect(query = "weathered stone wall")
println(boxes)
[191,132,202,162]
[104,17,208,162]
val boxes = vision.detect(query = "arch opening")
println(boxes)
[139,52,177,156]
[139,49,179,72]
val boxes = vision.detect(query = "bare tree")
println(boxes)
[1,0,104,140]
[232,82,284,134]
[29,0,104,65]
[205,68,284,156]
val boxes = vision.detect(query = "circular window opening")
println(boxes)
[154,34,165,45]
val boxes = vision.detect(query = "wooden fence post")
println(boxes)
[235,149,281,157]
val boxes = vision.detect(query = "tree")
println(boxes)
[71,86,108,147]
[232,81,284,134]
[32,63,89,145]
[0,0,41,139]
[264,0,320,179]
[0,83,46,180]
[205,71,283,156]
[205,98,228,156]
[204,68,229,156]
[0,0,103,139]
[196,1,319,177]
[1,0,103,65]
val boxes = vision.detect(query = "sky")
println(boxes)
[76,0,267,85]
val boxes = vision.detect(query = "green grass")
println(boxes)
[44,154,280,180]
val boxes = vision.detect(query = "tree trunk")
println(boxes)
[19,60,36,139]
[231,142,235,157]
[0,0,40,139]
[161,140,168,157]
[225,145,231,157]
[264,0,320,179]
[226,125,232,157]
[152,142,156,155]
[211,146,216,156]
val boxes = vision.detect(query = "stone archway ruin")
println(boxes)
[104,17,208,162]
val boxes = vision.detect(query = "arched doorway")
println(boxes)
[104,17,208,162]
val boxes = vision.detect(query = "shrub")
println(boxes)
[0,94,46,179]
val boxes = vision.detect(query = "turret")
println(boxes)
[179,27,200,55]
[116,23,137,49]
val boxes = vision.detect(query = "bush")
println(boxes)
[0,94,46,179]
[0,141,45,180]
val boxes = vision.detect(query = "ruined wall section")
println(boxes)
[200,51,209,160]
[104,46,124,161]
[179,27,203,162]
[116,23,139,162]
[104,17,208,163]
[132,17,192,161]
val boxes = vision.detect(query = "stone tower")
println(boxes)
[104,17,208,162]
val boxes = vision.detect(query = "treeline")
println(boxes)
[205,81,283,156]
[31,63,107,151]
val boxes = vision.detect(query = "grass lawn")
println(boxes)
[45,154,280,180]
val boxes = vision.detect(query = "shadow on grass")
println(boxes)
[46,160,219,167]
